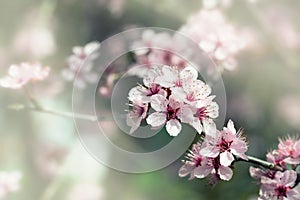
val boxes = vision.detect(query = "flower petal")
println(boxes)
[220,151,234,167]
[166,119,182,136]
[146,112,166,128]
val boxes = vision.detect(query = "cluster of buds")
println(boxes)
[250,137,300,199]
[126,65,218,136]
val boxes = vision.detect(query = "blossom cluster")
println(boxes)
[250,137,300,200]
[129,30,189,78]
[0,62,50,89]
[179,9,247,72]
[179,120,248,183]
[126,65,219,136]
[62,41,100,89]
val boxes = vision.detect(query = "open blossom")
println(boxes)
[179,9,247,72]
[179,120,248,183]
[200,120,248,166]
[0,62,50,89]
[126,99,148,134]
[146,94,194,136]
[126,65,218,136]
[259,170,300,200]
[179,142,234,181]
[62,41,100,89]
[0,171,22,199]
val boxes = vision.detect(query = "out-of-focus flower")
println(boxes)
[179,9,248,72]
[0,171,22,199]
[13,9,56,58]
[263,6,300,50]
[66,182,104,200]
[0,62,50,89]
[129,30,189,78]
[62,41,100,89]
[259,170,300,200]
[14,26,56,58]
[34,142,68,180]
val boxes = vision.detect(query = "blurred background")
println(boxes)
[0,0,300,199]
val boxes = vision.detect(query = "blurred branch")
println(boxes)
[7,104,123,122]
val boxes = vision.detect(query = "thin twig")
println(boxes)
[236,155,284,171]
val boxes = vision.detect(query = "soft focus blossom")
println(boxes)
[0,62,50,89]
[62,41,100,89]
[179,9,247,72]
[129,30,189,78]
[0,171,22,199]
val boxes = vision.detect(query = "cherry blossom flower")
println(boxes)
[179,9,247,72]
[200,120,248,166]
[0,171,22,199]
[126,99,148,134]
[0,62,50,89]
[129,30,188,78]
[146,94,194,136]
[259,170,300,200]
[179,142,212,180]
[62,41,100,89]
[179,142,234,181]
[277,137,300,165]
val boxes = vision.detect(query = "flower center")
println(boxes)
[166,106,179,120]
[275,185,288,198]
[195,107,207,120]
[219,137,232,152]
[194,157,203,167]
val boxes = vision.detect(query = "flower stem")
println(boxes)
[236,155,284,171]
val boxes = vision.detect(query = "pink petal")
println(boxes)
[227,119,236,134]
[166,119,182,136]
[220,151,234,167]
[199,144,219,158]
[194,165,213,179]
[150,94,168,112]
[146,112,166,128]
[218,165,233,181]
[178,164,194,178]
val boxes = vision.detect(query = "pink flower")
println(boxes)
[249,166,276,181]
[146,94,194,136]
[0,62,50,89]
[178,142,212,180]
[200,120,248,166]
[179,142,234,181]
[129,30,188,78]
[179,9,247,72]
[259,170,300,200]
[62,41,100,89]
[0,171,22,199]
[277,137,300,165]
[126,99,148,134]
